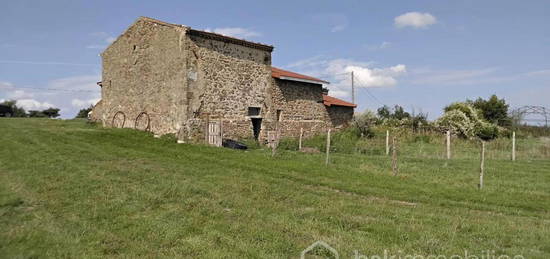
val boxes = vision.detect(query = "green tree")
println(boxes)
[0,100,27,117]
[377,105,410,120]
[75,106,92,118]
[377,105,391,119]
[438,102,500,140]
[352,110,377,138]
[471,95,511,127]
[28,110,47,118]
[392,105,410,120]
[42,108,60,118]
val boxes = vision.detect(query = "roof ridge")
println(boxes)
[137,16,273,52]
[271,66,329,84]
[138,16,188,28]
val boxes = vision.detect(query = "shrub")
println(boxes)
[471,95,511,127]
[0,100,27,117]
[352,111,377,138]
[76,106,93,118]
[438,102,502,141]
[436,106,479,138]
[475,122,499,141]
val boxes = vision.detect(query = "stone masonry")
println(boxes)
[91,17,355,144]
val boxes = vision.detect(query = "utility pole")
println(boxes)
[351,71,355,104]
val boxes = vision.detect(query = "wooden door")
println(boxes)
[208,121,222,147]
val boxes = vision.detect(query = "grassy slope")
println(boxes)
[0,119,549,258]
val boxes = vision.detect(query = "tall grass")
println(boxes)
[278,126,550,160]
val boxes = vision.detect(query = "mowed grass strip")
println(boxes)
[0,118,549,258]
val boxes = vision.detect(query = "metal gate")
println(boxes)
[207,121,222,147]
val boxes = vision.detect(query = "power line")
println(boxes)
[0,60,98,66]
[0,86,98,93]
[351,73,386,106]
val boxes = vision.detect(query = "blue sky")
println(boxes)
[1,0,549,119]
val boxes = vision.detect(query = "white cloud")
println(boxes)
[9,90,34,99]
[525,69,550,77]
[90,32,109,38]
[204,27,261,38]
[0,81,13,88]
[48,75,101,91]
[87,32,116,50]
[0,75,100,118]
[285,57,407,98]
[380,42,391,49]
[394,12,437,29]
[86,45,105,49]
[366,41,392,51]
[0,82,34,99]
[0,60,96,66]
[409,68,498,85]
[71,98,100,108]
[408,67,550,86]
[16,99,54,111]
[286,55,330,69]
[310,13,349,33]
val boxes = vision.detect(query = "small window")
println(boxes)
[276,110,282,121]
[248,107,261,117]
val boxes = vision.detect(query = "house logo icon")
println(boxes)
[300,240,339,259]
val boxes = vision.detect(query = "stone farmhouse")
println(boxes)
[91,17,356,144]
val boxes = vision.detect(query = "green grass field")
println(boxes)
[1,119,549,258]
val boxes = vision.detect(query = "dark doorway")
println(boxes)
[251,118,262,140]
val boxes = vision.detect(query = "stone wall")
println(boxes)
[327,105,354,129]
[92,18,189,136]
[91,17,354,144]
[269,78,330,138]
[184,33,272,141]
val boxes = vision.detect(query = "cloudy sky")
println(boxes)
[1,0,549,119]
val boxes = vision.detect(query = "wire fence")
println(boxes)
[279,128,550,161]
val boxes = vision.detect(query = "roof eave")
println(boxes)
[277,76,329,85]
[188,29,274,52]
[325,103,357,108]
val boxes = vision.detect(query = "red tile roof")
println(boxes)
[271,67,329,84]
[323,94,357,108]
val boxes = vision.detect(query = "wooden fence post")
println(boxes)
[325,129,331,165]
[392,136,398,176]
[299,127,303,151]
[219,118,223,147]
[512,131,516,161]
[446,130,451,159]
[204,113,210,144]
[272,122,280,157]
[479,141,485,189]
[385,130,390,155]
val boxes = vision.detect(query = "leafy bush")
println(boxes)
[438,102,500,141]
[352,111,377,138]
[75,106,93,118]
[476,122,499,141]
[0,100,27,117]
[28,110,47,118]
[377,105,411,120]
[436,109,477,138]
[42,108,60,118]
[471,95,511,127]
